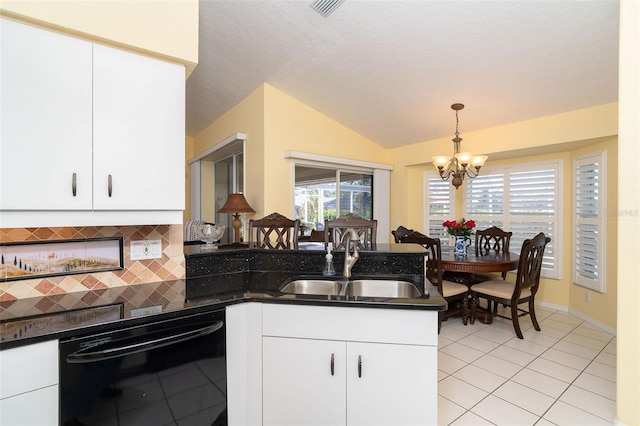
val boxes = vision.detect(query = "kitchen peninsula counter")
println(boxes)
[1,244,445,349]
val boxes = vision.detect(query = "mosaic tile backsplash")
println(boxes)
[0,225,185,302]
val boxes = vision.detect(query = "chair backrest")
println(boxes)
[513,232,551,298]
[391,225,414,243]
[400,232,443,294]
[324,213,377,250]
[475,226,513,256]
[248,212,300,249]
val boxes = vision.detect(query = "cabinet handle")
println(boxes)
[108,174,113,197]
[358,355,362,378]
[331,353,335,376]
[72,173,77,197]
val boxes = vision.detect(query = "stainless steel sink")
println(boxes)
[280,278,422,298]
[346,279,422,298]
[280,279,347,296]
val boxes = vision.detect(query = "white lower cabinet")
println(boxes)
[263,337,346,426]
[0,386,58,426]
[0,340,59,426]
[263,336,436,426]
[259,304,438,426]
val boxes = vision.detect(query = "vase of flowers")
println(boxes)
[443,218,476,256]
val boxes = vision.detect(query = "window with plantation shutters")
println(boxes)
[464,162,561,279]
[573,152,606,292]
[424,172,455,248]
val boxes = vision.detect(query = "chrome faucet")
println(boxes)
[342,228,360,278]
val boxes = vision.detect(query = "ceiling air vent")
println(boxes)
[310,0,345,18]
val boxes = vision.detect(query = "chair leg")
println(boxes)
[463,296,469,325]
[470,295,476,325]
[511,303,523,339]
[529,298,541,331]
[438,311,442,334]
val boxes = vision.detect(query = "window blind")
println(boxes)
[424,173,454,247]
[573,153,606,292]
[465,163,561,279]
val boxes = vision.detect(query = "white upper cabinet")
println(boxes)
[0,18,185,226]
[0,18,93,210]
[92,44,185,210]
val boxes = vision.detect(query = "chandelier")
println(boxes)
[432,103,488,189]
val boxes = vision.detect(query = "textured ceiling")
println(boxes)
[186,0,619,148]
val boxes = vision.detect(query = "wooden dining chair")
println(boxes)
[470,232,551,339]
[391,225,414,243]
[475,226,513,281]
[400,232,469,332]
[324,213,377,250]
[248,212,300,249]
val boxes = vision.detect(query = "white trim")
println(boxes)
[188,132,246,164]
[423,171,456,240]
[568,307,617,336]
[534,301,616,336]
[572,150,607,293]
[535,300,569,312]
[0,210,183,227]
[189,161,201,221]
[373,169,390,243]
[284,151,393,171]
[463,160,563,280]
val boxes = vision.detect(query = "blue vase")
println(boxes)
[454,236,470,256]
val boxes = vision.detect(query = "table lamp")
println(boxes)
[218,193,255,244]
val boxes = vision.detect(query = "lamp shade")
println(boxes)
[218,193,255,213]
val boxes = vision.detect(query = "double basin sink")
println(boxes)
[280,277,424,299]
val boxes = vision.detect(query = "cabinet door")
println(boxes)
[0,386,58,426]
[263,337,347,426]
[0,18,93,210]
[92,44,185,210]
[346,342,437,426]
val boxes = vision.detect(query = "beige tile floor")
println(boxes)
[438,306,616,426]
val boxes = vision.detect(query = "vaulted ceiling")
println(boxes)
[186,0,619,148]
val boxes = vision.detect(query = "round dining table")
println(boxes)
[441,250,519,276]
[441,250,519,324]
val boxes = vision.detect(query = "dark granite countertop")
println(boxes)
[1,245,446,349]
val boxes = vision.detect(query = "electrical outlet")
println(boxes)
[130,240,162,260]
[584,291,590,303]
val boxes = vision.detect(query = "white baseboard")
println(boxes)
[534,301,617,336]
[567,307,617,336]
[535,300,569,312]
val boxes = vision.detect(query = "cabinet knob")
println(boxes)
[72,173,77,197]
[108,174,113,197]
[358,355,362,378]
[331,353,335,376]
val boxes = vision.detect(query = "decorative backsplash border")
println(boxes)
[0,225,185,303]
[1,237,123,282]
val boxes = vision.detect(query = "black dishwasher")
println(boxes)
[59,309,226,426]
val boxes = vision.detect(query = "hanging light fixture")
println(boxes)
[432,103,488,190]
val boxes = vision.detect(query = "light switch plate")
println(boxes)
[130,240,162,260]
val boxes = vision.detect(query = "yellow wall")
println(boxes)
[388,104,618,233]
[617,1,640,423]
[388,112,618,328]
[192,85,266,216]
[569,138,618,328]
[262,84,387,216]
[184,135,195,222]
[191,84,387,219]
[0,0,199,75]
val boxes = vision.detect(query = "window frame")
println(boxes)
[462,160,563,279]
[573,151,607,292]
[423,171,457,248]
